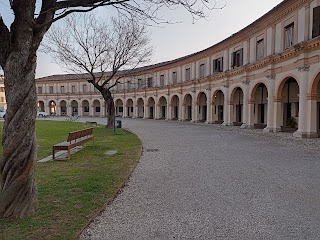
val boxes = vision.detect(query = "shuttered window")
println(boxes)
[312,6,320,38]
[186,68,191,81]
[231,48,243,68]
[172,71,177,84]
[200,64,205,78]
[147,77,153,88]
[256,39,264,60]
[160,74,165,86]
[213,57,223,73]
[284,23,294,49]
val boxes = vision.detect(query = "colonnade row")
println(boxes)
[37,71,320,138]
[114,72,320,138]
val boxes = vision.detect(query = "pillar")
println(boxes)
[241,83,249,128]
[264,76,276,133]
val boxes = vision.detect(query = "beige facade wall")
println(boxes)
[0,75,6,110]
[36,0,320,138]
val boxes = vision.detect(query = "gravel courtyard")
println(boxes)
[79,118,320,240]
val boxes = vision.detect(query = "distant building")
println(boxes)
[36,0,320,138]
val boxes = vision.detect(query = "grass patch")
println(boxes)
[0,120,142,240]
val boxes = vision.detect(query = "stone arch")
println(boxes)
[309,72,320,134]
[147,97,155,119]
[82,100,90,116]
[250,82,268,127]
[48,100,57,116]
[276,77,299,129]
[126,98,134,118]
[70,100,79,116]
[37,101,45,112]
[197,92,207,122]
[183,93,193,121]
[212,89,225,123]
[115,99,123,117]
[230,86,244,125]
[171,95,180,120]
[137,98,144,118]
[59,100,67,116]
[158,96,167,119]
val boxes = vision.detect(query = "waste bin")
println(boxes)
[116,119,122,128]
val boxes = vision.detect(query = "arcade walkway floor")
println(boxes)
[74,118,320,239]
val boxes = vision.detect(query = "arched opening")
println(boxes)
[171,95,179,120]
[279,77,299,130]
[197,92,207,122]
[126,99,134,118]
[212,90,224,124]
[71,100,78,116]
[251,83,268,128]
[48,100,57,116]
[158,96,167,119]
[60,100,67,116]
[310,73,320,135]
[37,101,45,112]
[184,94,192,121]
[93,100,101,117]
[115,99,123,116]
[137,98,144,118]
[147,97,155,119]
[82,100,89,116]
[231,87,244,125]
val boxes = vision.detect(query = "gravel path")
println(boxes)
[72,118,320,240]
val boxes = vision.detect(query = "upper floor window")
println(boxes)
[60,86,64,94]
[38,86,42,94]
[138,79,143,88]
[49,86,53,94]
[284,23,294,49]
[160,74,165,86]
[213,57,223,73]
[200,64,205,78]
[127,81,131,90]
[256,39,264,61]
[231,48,243,68]
[83,85,87,93]
[94,87,99,93]
[147,77,153,88]
[312,6,320,38]
[172,71,177,84]
[71,85,76,93]
[186,68,191,81]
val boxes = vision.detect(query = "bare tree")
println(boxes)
[42,14,153,127]
[0,0,223,219]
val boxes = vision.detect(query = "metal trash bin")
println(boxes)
[116,120,122,128]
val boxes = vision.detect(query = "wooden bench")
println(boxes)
[52,128,94,160]
[86,121,98,126]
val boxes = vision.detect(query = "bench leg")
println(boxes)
[52,148,55,160]
[68,147,71,160]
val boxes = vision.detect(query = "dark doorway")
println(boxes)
[202,106,207,121]
[236,104,242,123]
[174,106,178,119]
[187,106,192,120]
[218,105,223,121]
[150,107,154,119]
[258,104,265,124]
[162,106,166,118]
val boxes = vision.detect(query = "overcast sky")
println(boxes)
[0,0,283,78]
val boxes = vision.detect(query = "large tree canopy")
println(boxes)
[0,0,222,219]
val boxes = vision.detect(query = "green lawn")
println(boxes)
[0,120,142,240]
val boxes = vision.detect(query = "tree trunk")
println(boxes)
[106,97,115,128]
[0,51,38,218]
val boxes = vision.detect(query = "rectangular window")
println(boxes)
[71,85,76,93]
[96,107,101,113]
[119,107,123,112]
[38,86,42,94]
[138,79,143,88]
[312,6,320,38]
[256,39,264,60]
[231,48,243,68]
[160,75,165,86]
[84,106,89,112]
[213,57,223,73]
[186,68,191,81]
[200,64,205,78]
[147,77,153,88]
[284,23,294,49]
[49,86,53,94]
[172,71,177,84]
[83,85,87,93]
[60,86,64,94]
[127,81,131,90]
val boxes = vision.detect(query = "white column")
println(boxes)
[222,87,230,125]
[191,91,197,122]
[241,83,249,128]
[264,76,276,132]
[247,101,255,128]
[206,89,212,124]
[178,96,183,121]
[293,66,309,138]
[307,96,318,138]
[167,103,172,120]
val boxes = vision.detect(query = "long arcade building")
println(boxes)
[37,0,320,138]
